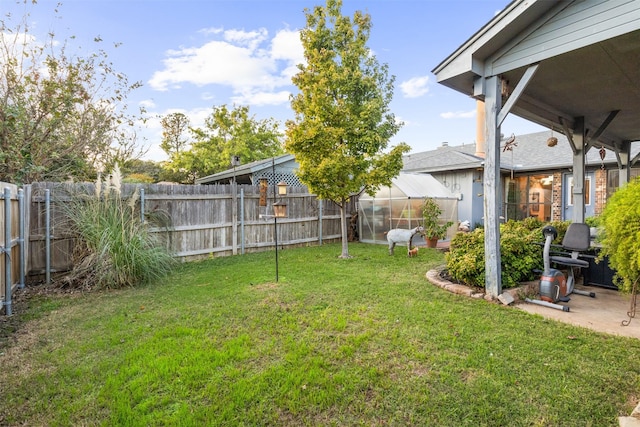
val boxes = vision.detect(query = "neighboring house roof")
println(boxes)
[195,154,298,185]
[402,145,483,173]
[403,132,640,174]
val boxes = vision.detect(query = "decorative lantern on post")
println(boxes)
[273,181,288,218]
[277,181,288,196]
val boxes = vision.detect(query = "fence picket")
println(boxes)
[24,182,355,278]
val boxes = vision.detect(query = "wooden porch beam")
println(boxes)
[559,117,578,155]
[631,149,640,167]
[497,64,539,127]
[587,110,620,148]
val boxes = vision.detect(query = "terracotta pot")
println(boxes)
[426,237,439,248]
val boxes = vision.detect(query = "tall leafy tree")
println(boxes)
[165,105,283,183]
[0,2,145,184]
[160,112,190,156]
[286,0,409,258]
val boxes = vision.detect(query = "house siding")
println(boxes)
[490,0,640,75]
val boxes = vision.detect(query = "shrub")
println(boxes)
[62,165,175,289]
[445,217,569,289]
[123,173,155,184]
[584,215,600,228]
[599,177,640,293]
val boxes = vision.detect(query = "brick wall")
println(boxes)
[594,168,607,216]
[551,171,563,221]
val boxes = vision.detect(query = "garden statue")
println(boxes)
[386,225,424,255]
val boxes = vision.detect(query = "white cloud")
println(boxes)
[399,76,430,98]
[223,28,268,50]
[198,27,224,36]
[271,28,303,62]
[139,99,156,109]
[395,115,409,126]
[440,110,476,119]
[231,90,291,106]
[148,27,303,107]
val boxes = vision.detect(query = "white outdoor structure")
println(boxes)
[358,173,458,246]
[433,0,640,297]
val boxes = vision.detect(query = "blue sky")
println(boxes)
[8,0,545,162]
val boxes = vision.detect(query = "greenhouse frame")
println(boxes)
[358,173,458,246]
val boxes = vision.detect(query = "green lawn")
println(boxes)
[1,243,639,426]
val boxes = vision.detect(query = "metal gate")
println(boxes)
[1,184,26,315]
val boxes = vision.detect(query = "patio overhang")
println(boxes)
[433,0,640,297]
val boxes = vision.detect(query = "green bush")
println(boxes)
[62,165,175,289]
[584,215,601,228]
[599,177,640,293]
[445,217,570,289]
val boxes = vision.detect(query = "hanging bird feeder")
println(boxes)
[547,128,558,147]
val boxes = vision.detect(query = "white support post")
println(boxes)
[572,117,586,224]
[483,75,503,298]
[618,143,631,187]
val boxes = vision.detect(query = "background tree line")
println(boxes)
[2,0,407,257]
[0,2,284,185]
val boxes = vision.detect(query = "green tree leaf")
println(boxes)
[162,105,283,184]
[285,0,409,258]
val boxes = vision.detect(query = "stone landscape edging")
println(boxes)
[425,268,524,304]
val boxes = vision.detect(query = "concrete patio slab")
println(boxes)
[515,284,640,340]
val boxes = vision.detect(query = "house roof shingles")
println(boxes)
[403,131,640,174]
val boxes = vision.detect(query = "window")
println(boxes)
[607,168,640,199]
[504,174,553,221]
[567,176,591,206]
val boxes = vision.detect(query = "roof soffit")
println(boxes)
[434,0,640,153]
[486,0,640,77]
[432,0,554,87]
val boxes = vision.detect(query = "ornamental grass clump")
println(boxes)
[63,165,175,289]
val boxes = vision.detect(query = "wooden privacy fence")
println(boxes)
[23,182,355,285]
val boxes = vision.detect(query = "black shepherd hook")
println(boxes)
[621,276,640,326]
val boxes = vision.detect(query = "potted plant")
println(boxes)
[421,198,453,248]
[584,215,600,239]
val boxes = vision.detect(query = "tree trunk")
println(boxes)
[339,198,351,258]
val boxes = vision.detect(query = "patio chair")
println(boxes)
[550,222,595,299]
